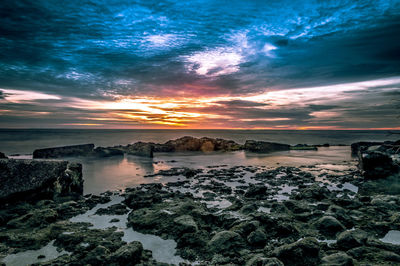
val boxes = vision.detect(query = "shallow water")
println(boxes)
[75,146,353,194]
[380,230,400,245]
[69,195,186,264]
[1,240,71,266]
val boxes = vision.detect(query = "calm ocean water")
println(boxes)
[0,129,398,155]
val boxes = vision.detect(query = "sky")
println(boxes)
[0,0,400,129]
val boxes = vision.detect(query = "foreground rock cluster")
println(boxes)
[352,140,400,179]
[0,138,399,265]
[1,159,399,265]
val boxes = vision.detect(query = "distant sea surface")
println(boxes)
[0,129,399,155]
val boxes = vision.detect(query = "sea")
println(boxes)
[1,129,399,194]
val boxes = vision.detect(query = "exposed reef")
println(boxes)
[0,138,399,265]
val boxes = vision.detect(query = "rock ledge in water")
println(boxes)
[33,144,95,158]
[0,159,83,203]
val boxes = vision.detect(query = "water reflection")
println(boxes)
[74,146,354,195]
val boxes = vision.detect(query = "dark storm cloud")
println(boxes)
[1,0,400,128]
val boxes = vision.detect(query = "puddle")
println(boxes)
[326,182,358,193]
[317,239,337,245]
[202,198,232,209]
[69,194,186,265]
[272,184,297,202]
[1,240,71,266]
[380,230,400,245]
[258,207,271,213]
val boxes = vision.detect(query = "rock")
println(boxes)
[173,215,198,233]
[315,216,346,237]
[337,229,368,250]
[163,136,242,152]
[95,203,129,215]
[109,241,143,265]
[272,237,321,266]
[321,252,355,266]
[246,255,284,266]
[291,144,318,151]
[125,142,154,158]
[358,150,398,179]
[0,152,7,159]
[231,220,260,236]
[247,229,267,246]
[84,245,111,265]
[33,144,94,158]
[244,185,268,198]
[0,159,83,203]
[7,208,58,228]
[208,231,245,254]
[244,140,290,153]
[347,246,400,264]
[92,147,124,157]
[294,184,331,201]
[351,141,383,155]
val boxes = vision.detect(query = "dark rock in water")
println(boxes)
[244,185,268,198]
[358,150,398,179]
[0,159,83,203]
[125,142,154,158]
[92,147,124,157]
[33,144,95,158]
[244,140,290,153]
[173,215,198,233]
[95,203,129,215]
[337,229,368,250]
[315,216,346,237]
[272,237,321,266]
[207,230,245,254]
[291,144,318,151]
[247,228,267,246]
[162,136,242,152]
[351,141,383,155]
[109,241,143,265]
[321,252,355,266]
[0,152,7,159]
[246,255,284,266]
[7,208,58,228]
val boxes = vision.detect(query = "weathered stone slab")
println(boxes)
[244,140,290,153]
[33,144,95,158]
[0,159,83,203]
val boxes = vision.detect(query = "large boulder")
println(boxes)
[358,150,398,179]
[109,241,144,265]
[321,252,355,266]
[33,144,94,158]
[0,152,7,159]
[272,237,321,266]
[125,142,154,158]
[208,230,245,254]
[244,140,290,153]
[0,159,83,203]
[162,136,242,152]
[315,216,346,237]
[351,141,383,155]
[337,229,368,250]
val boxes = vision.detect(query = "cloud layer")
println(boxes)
[1,0,399,128]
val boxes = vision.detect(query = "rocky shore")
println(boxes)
[0,138,399,265]
[30,136,330,159]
